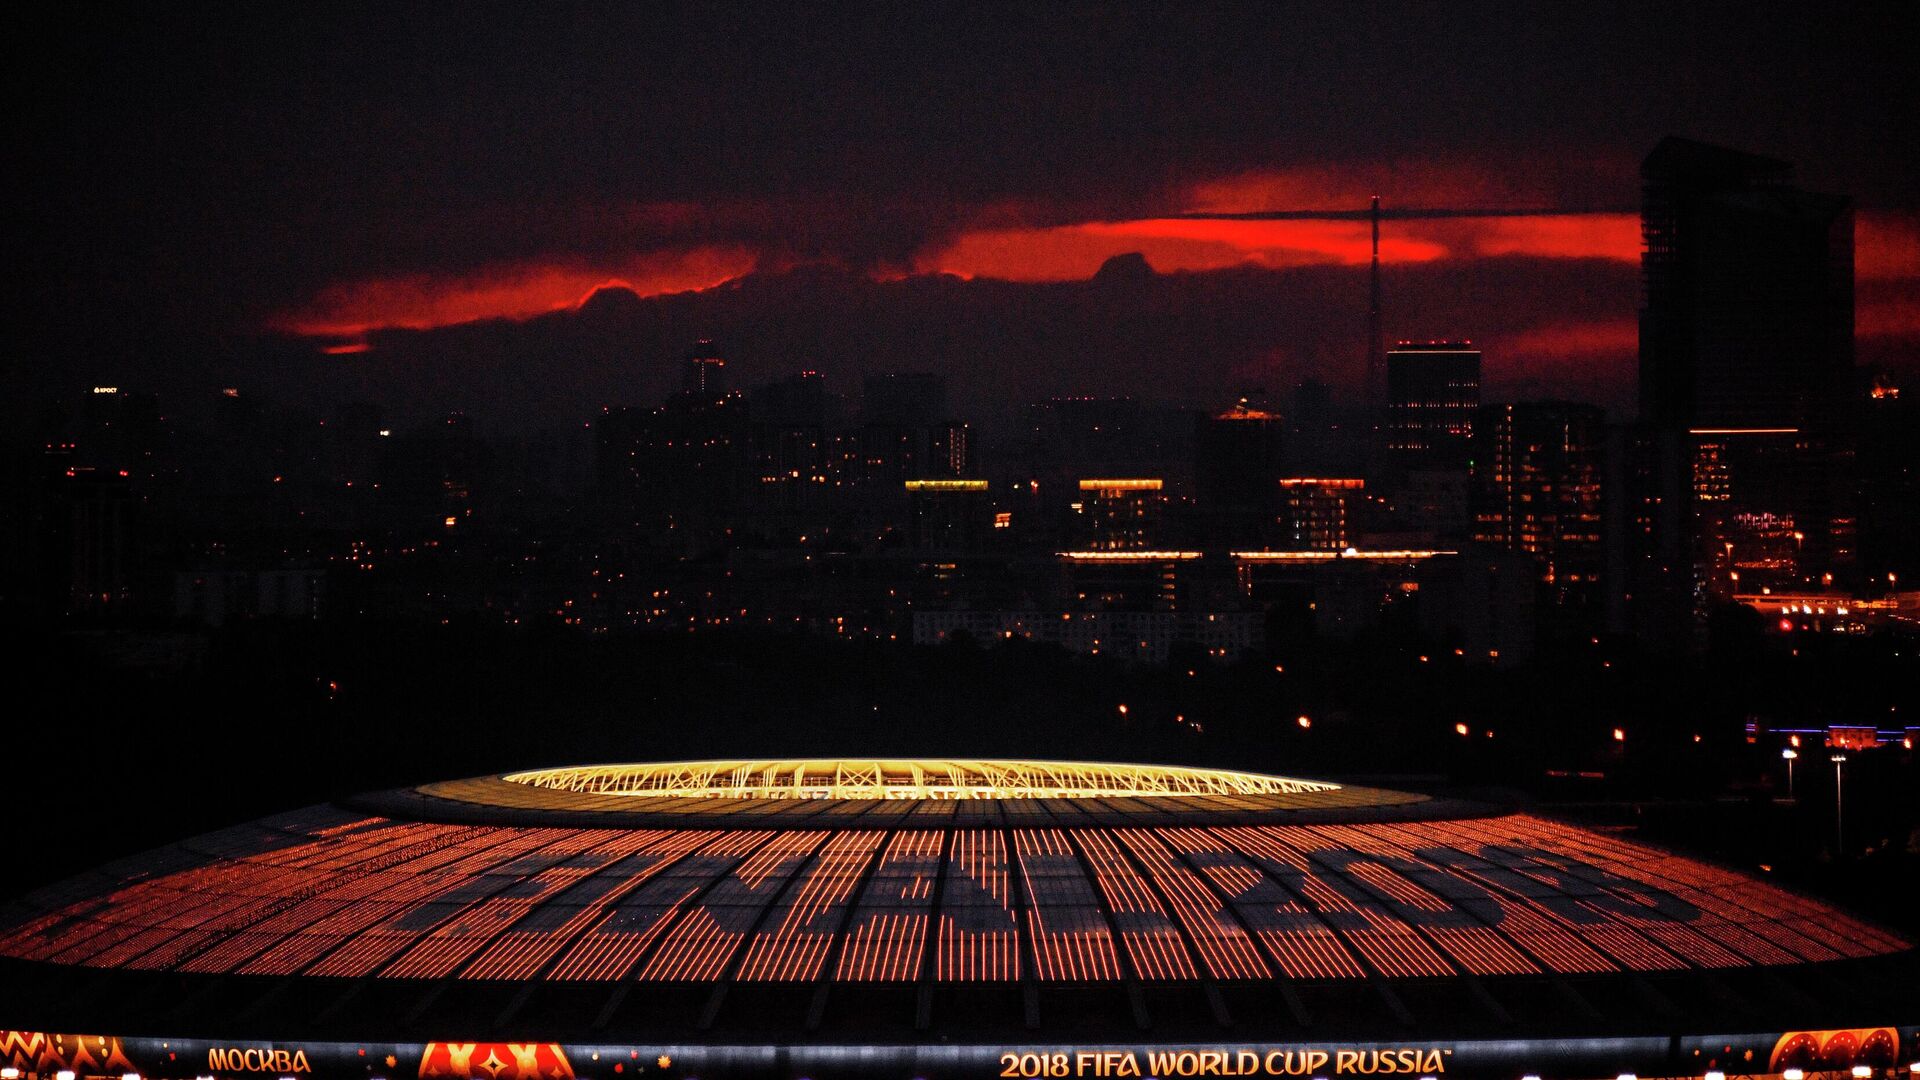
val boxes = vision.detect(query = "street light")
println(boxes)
[1830,753,1848,855]
[1782,748,1798,798]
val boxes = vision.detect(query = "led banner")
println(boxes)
[4,1030,1912,1080]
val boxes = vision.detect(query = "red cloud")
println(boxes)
[274,247,758,341]
[918,213,1638,282]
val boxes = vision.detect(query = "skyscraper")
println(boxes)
[682,339,729,400]
[1630,139,1857,636]
[1195,394,1286,546]
[1474,402,1606,626]
[1385,342,1481,471]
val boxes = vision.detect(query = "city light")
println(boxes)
[1612,727,1625,742]
[1077,478,1163,491]
[1785,1068,1806,1079]
[1056,550,1203,561]
[1704,1072,1725,1080]
[1851,1068,1872,1078]
[1297,715,1312,729]
[903,479,988,492]
[1230,549,1455,561]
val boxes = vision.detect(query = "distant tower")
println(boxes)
[1385,341,1481,470]
[682,340,727,399]
[1365,195,1384,409]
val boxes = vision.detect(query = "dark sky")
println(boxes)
[10,3,1917,424]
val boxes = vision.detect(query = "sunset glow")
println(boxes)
[274,247,759,340]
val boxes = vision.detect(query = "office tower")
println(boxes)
[1474,402,1606,623]
[1630,139,1856,635]
[905,479,990,552]
[747,373,833,527]
[1076,478,1166,552]
[928,421,973,479]
[682,339,728,400]
[1195,394,1286,546]
[1385,342,1481,470]
[1277,478,1364,551]
[1858,376,1919,583]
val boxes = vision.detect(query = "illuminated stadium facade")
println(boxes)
[2,760,1914,1080]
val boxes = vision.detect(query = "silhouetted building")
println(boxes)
[927,421,973,479]
[752,370,834,426]
[1629,139,1858,638]
[1689,428,1855,602]
[1858,376,1919,582]
[1385,342,1481,470]
[1196,395,1285,545]
[1076,478,1166,551]
[905,479,990,553]
[60,467,136,618]
[1417,550,1538,668]
[1277,478,1363,551]
[682,340,729,400]
[1474,402,1606,624]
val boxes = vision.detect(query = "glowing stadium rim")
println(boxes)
[502,758,1342,800]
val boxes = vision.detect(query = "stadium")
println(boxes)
[2,759,1914,1080]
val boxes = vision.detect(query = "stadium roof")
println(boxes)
[1,760,1914,1079]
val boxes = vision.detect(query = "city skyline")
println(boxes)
[8,5,1918,430]
[5,10,1917,1078]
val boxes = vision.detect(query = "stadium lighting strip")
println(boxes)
[504,759,1342,800]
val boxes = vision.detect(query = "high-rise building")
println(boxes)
[1629,139,1857,636]
[1076,478,1166,552]
[1195,395,1286,546]
[1474,402,1606,623]
[927,421,973,479]
[682,340,729,400]
[1385,342,1481,470]
[1277,478,1363,551]
[905,479,990,552]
